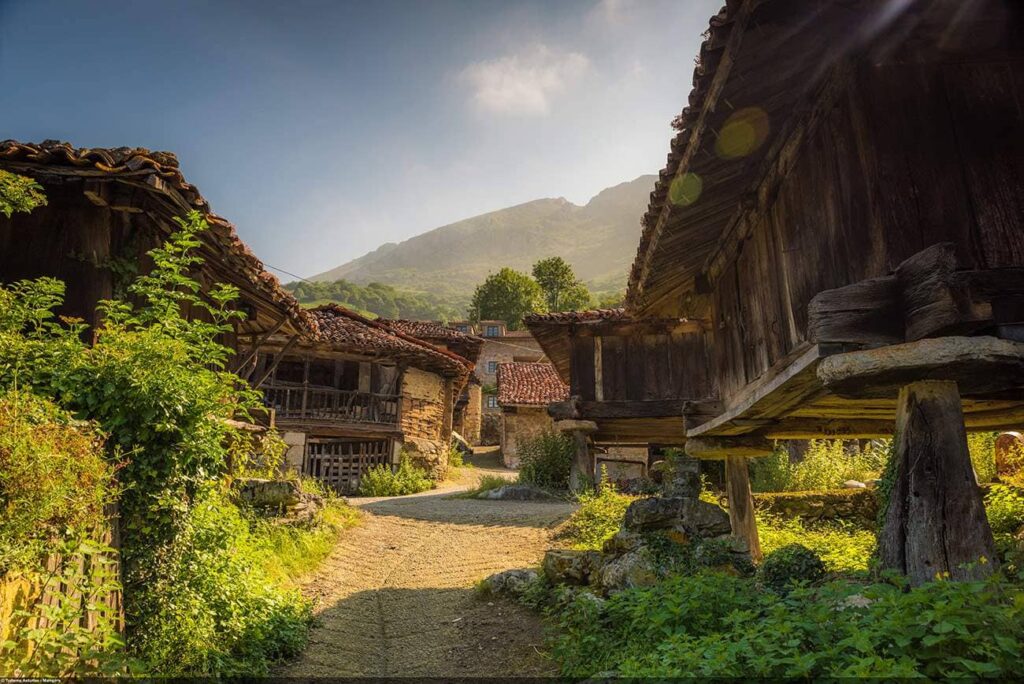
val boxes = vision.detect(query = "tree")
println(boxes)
[532,256,592,312]
[596,290,626,308]
[469,268,545,330]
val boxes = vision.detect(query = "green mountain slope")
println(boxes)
[310,175,655,302]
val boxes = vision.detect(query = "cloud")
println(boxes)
[458,45,589,116]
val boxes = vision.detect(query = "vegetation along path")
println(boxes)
[276,462,575,677]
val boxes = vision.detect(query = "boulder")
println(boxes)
[663,455,702,498]
[451,431,472,458]
[404,437,447,480]
[542,549,601,585]
[478,484,559,501]
[675,498,733,538]
[693,535,755,576]
[594,547,659,592]
[623,497,684,531]
[602,530,645,555]
[843,480,867,489]
[235,478,301,508]
[482,568,537,597]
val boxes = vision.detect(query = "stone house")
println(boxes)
[256,305,473,491]
[449,319,548,444]
[378,319,485,444]
[496,362,568,468]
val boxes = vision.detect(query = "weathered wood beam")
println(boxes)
[251,335,300,388]
[808,276,901,346]
[233,315,289,374]
[725,455,762,562]
[684,436,774,459]
[818,336,1024,399]
[555,420,597,492]
[878,381,997,585]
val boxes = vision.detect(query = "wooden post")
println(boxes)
[878,380,998,585]
[725,455,762,562]
[555,419,598,492]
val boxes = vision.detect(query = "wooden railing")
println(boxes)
[262,383,399,425]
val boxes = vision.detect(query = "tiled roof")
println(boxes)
[312,305,472,378]
[496,362,568,406]
[0,139,315,336]
[379,319,485,365]
[524,309,629,325]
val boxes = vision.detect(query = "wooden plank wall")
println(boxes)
[570,330,714,402]
[710,54,1024,403]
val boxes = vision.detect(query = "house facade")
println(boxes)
[496,362,568,468]
[533,0,1024,578]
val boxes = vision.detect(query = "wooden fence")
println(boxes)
[305,438,392,493]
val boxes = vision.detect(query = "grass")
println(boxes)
[758,514,875,575]
[256,501,360,586]
[450,473,512,499]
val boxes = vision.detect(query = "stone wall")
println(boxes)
[462,383,482,444]
[753,488,878,528]
[400,367,450,479]
[480,412,502,445]
[500,406,556,468]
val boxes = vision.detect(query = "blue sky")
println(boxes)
[1,0,719,278]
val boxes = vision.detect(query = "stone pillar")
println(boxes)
[725,455,762,562]
[282,431,307,475]
[878,380,998,585]
[555,419,598,492]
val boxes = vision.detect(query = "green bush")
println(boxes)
[560,475,636,551]
[358,453,433,496]
[986,485,1024,535]
[751,440,888,492]
[547,571,1024,679]
[517,431,573,490]
[968,432,998,484]
[448,443,465,469]
[759,514,875,575]
[759,543,826,592]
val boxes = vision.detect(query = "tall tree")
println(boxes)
[532,256,592,312]
[469,268,545,330]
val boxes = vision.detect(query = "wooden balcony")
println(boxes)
[263,383,399,426]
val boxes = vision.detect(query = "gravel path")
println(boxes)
[276,454,575,678]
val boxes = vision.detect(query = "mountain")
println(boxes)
[309,175,655,302]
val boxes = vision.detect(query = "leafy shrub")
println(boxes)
[129,485,311,675]
[560,475,636,551]
[759,543,826,592]
[517,431,573,490]
[0,391,118,573]
[453,473,511,499]
[968,432,998,483]
[759,514,875,575]
[254,499,360,585]
[358,453,433,496]
[0,169,47,218]
[448,442,465,469]
[985,485,1024,535]
[751,440,888,492]
[547,571,1024,679]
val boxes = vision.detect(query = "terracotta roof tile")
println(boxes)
[524,308,629,325]
[496,362,568,406]
[313,305,472,378]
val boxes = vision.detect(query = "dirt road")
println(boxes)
[276,455,575,678]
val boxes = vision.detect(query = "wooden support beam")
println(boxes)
[725,455,762,562]
[818,336,1024,399]
[878,381,997,585]
[555,420,597,492]
[251,335,300,388]
[550,398,704,420]
[233,315,288,374]
[684,436,775,459]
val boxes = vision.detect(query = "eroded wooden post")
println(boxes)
[878,380,997,585]
[555,419,598,492]
[725,455,763,562]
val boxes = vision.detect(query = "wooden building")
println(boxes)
[256,305,472,491]
[495,362,568,468]
[379,319,485,444]
[532,0,1024,582]
[0,140,313,353]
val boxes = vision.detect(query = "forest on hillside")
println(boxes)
[284,279,468,320]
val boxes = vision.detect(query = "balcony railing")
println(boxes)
[263,383,399,425]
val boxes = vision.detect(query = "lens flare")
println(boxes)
[715,107,770,160]
[669,172,703,207]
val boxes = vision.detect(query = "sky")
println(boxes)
[1,0,720,279]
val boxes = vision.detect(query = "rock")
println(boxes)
[676,498,733,538]
[663,455,701,498]
[594,547,659,592]
[602,530,644,555]
[623,496,684,530]
[542,549,601,585]
[482,568,537,597]
[404,437,448,480]
[864,479,881,489]
[843,480,867,489]
[478,484,558,501]
[235,478,301,508]
[693,535,755,576]
[451,431,472,458]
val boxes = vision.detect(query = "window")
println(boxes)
[487,361,498,373]
[456,325,468,333]
[485,325,500,337]
[486,396,498,408]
